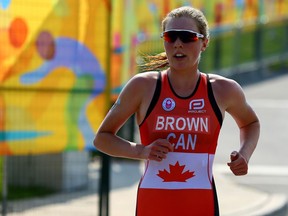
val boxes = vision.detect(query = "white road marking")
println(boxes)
[235,177,288,186]
[214,164,288,186]
[249,99,288,108]
[214,164,288,176]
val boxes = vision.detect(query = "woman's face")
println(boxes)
[163,17,208,72]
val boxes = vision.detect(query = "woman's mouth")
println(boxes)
[174,53,186,59]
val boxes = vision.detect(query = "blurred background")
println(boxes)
[0,0,288,215]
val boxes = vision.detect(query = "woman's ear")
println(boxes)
[201,38,209,51]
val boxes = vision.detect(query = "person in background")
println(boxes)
[94,6,260,216]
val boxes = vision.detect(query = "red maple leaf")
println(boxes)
[157,161,195,182]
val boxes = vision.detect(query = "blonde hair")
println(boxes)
[140,6,209,71]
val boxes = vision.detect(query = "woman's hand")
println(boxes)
[227,151,248,176]
[142,139,174,162]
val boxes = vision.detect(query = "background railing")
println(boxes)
[137,18,288,80]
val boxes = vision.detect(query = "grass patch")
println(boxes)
[268,59,288,72]
[3,186,56,201]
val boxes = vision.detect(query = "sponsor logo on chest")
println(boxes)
[162,97,207,114]
[157,98,211,152]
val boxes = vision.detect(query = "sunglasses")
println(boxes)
[161,29,204,43]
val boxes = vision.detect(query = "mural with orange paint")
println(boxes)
[0,0,288,156]
[0,0,109,155]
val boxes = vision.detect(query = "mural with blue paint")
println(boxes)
[0,0,109,155]
[1,0,288,155]
[20,34,106,150]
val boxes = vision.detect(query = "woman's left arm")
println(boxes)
[211,75,260,176]
[225,80,260,175]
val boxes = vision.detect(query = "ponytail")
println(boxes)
[139,52,169,72]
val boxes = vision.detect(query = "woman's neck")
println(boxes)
[167,68,200,97]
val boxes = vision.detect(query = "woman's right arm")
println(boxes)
[93,73,173,160]
[93,74,146,159]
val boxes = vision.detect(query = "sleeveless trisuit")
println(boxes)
[137,71,223,216]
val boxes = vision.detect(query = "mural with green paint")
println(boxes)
[1,0,288,156]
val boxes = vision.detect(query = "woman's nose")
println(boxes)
[174,37,183,48]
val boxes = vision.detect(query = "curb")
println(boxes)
[251,194,287,216]
[229,194,287,216]
[215,172,288,216]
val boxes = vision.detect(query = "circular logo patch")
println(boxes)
[162,98,175,111]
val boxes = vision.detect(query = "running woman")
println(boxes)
[94,6,260,216]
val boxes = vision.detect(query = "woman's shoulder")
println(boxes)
[206,73,245,108]
[207,73,241,91]
[120,71,161,97]
[134,71,160,80]
[129,71,161,87]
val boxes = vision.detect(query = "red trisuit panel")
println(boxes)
[137,71,223,216]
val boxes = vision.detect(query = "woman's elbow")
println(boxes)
[93,131,113,154]
[93,132,102,150]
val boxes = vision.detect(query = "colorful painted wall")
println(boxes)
[0,0,110,155]
[1,0,288,156]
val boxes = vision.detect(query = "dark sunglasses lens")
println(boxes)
[180,31,198,43]
[163,31,199,43]
[163,32,177,43]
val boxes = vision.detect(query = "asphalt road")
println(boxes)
[214,73,288,212]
